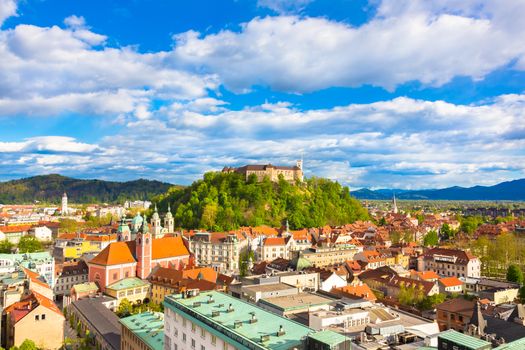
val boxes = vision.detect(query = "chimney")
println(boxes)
[277,325,285,336]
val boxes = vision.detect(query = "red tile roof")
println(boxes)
[439,276,464,288]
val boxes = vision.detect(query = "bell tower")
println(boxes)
[135,214,152,279]
[164,203,174,233]
[151,204,163,238]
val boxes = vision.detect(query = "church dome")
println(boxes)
[132,213,143,226]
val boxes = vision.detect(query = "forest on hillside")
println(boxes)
[0,174,174,204]
[153,172,369,231]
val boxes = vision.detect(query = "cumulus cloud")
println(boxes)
[172,1,525,92]
[2,95,524,188]
[0,0,17,27]
[0,20,218,118]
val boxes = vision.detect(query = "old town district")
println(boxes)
[0,198,524,350]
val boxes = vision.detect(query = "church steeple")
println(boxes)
[164,203,174,233]
[392,194,398,214]
[151,204,163,238]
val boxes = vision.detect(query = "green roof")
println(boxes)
[120,312,164,350]
[494,337,525,350]
[164,291,315,350]
[106,277,148,291]
[307,330,349,346]
[416,347,437,350]
[439,330,491,349]
[73,282,98,293]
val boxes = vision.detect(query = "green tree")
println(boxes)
[59,218,82,233]
[519,286,525,303]
[18,340,37,350]
[506,265,524,284]
[239,250,255,277]
[0,240,14,253]
[440,223,454,239]
[423,230,439,247]
[116,298,133,317]
[17,236,43,253]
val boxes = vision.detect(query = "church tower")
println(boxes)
[61,192,68,216]
[392,194,398,214]
[151,204,163,238]
[164,204,174,233]
[135,214,152,279]
[117,218,131,241]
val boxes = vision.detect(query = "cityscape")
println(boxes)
[1,1,525,350]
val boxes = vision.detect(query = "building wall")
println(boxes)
[302,248,358,268]
[106,285,149,306]
[121,325,150,350]
[164,306,237,350]
[10,305,64,350]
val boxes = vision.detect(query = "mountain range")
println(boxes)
[0,174,174,204]
[351,178,525,200]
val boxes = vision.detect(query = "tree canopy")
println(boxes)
[154,172,369,231]
[423,230,439,247]
[17,236,43,253]
[507,265,524,285]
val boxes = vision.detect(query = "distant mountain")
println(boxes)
[0,174,176,204]
[352,179,525,200]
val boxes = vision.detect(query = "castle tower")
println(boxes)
[117,218,131,241]
[151,204,163,238]
[392,194,398,214]
[164,203,174,233]
[61,192,68,216]
[135,214,152,279]
[296,158,304,182]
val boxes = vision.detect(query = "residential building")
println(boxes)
[120,312,164,350]
[319,271,347,292]
[88,219,191,291]
[436,298,476,332]
[186,231,247,273]
[259,236,294,261]
[258,292,334,317]
[2,292,64,350]
[149,266,217,305]
[105,277,150,306]
[331,279,377,302]
[0,225,30,244]
[354,250,387,270]
[438,277,464,294]
[29,225,52,241]
[419,248,481,278]
[54,260,88,297]
[68,297,122,350]
[222,161,304,182]
[241,282,299,303]
[164,290,325,350]
[298,244,359,268]
[68,282,99,302]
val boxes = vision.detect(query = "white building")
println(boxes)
[319,272,347,292]
[418,248,481,279]
[30,226,53,241]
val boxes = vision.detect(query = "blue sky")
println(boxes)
[1,0,525,189]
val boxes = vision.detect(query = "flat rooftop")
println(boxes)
[120,312,164,350]
[259,293,334,311]
[164,291,314,350]
[243,282,297,293]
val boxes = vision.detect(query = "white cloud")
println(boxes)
[172,1,525,92]
[4,94,523,188]
[0,0,17,27]
[0,20,218,118]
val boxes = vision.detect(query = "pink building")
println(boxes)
[88,219,191,291]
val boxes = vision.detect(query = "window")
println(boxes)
[35,315,39,321]
[125,271,129,278]
[191,322,196,332]
[113,273,117,280]
[211,335,216,345]
[201,346,205,350]
[191,339,195,348]
[183,319,186,327]
[41,314,46,320]
[200,327,205,338]
[182,333,186,343]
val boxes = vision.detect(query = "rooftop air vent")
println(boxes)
[212,311,220,317]
[227,304,234,313]
[277,325,285,337]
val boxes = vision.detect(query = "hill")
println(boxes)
[153,172,369,231]
[0,174,175,204]
[352,178,525,200]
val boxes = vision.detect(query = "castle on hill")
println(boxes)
[222,160,303,183]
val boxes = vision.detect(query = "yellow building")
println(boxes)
[63,240,101,259]
[105,277,150,306]
[3,292,64,349]
[394,253,410,269]
[149,267,217,304]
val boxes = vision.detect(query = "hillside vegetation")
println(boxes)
[154,172,368,231]
[0,174,174,204]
